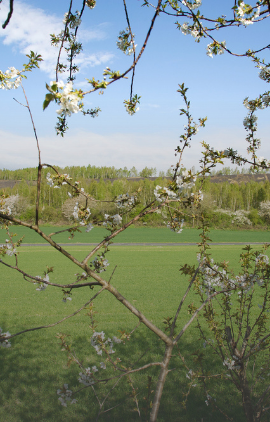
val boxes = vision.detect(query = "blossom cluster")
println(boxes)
[91,331,122,356]
[176,170,197,192]
[85,0,96,8]
[182,0,202,9]
[54,81,81,116]
[77,332,121,386]
[57,329,126,406]
[0,201,11,216]
[243,113,258,131]
[223,358,236,371]
[235,2,260,26]
[0,239,17,257]
[255,253,269,266]
[167,218,184,234]
[179,22,202,41]
[116,193,136,209]
[206,41,226,58]
[154,186,177,202]
[116,28,137,55]
[63,11,81,28]
[78,362,108,387]
[258,66,270,83]
[34,274,49,291]
[73,202,91,226]
[124,94,141,115]
[103,213,122,229]
[0,67,22,90]
[46,172,72,188]
[243,92,270,111]
[197,255,232,294]
[0,327,11,348]
[198,251,269,296]
[57,384,77,407]
[154,170,197,203]
[91,256,110,273]
[78,365,97,386]
[44,81,82,117]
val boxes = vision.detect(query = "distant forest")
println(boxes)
[0,164,269,181]
[1,165,270,228]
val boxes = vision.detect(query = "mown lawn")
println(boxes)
[0,243,269,421]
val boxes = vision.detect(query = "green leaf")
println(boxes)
[43,93,55,111]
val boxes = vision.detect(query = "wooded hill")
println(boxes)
[1,166,270,228]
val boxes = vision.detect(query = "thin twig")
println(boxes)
[2,0,14,28]
[6,287,105,340]
[82,0,162,95]
[170,265,200,337]
[123,0,136,101]
[0,258,101,289]
[56,0,73,81]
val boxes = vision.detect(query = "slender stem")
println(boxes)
[82,0,162,95]
[56,0,73,81]
[19,83,42,226]
[2,0,14,28]
[123,0,136,101]
[170,265,200,337]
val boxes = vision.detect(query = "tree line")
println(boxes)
[1,171,270,227]
[1,164,268,181]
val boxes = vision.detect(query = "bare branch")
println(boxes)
[2,0,14,29]
[6,287,105,341]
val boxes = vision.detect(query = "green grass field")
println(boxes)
[0,242,269,421]
[1,225,270,245]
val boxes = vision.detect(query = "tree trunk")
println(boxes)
[150,344,174,422]
[240,374,255,422]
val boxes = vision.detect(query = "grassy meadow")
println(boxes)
[0,230,269,421]
[1,225,270,245]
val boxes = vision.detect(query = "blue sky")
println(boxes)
[0,0,269,172]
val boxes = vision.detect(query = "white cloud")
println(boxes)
[0,1,113,77]
[0,129,184,171]
[76,52,115,72]
[1,126,269,172]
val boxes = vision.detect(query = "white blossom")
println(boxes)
[186,369,195,379]
[63,12,81,27]
[35,274,49,291]
[223,358,235,370]
[116,193,135,209]
[182,0,202,10]
[255,254,269,266]
[0,328,11,348]
[0,67,22,90]
[57,384,77,406]
[6,244,17,256]
[91,256,110,273]
[236,2,260,26]
[103,213,122,228]
[85,223,94,232]
[112,336,122,344]
[180,22,190,35]
[206,41,226,58]
[50,81,81,117]
[46,173,54,187]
